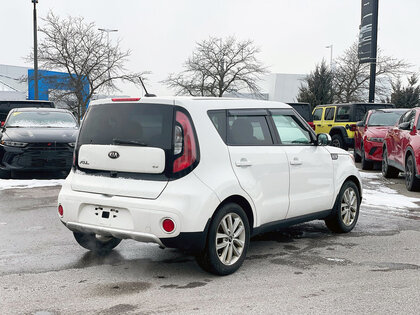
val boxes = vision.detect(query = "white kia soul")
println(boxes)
[58,97,362,275]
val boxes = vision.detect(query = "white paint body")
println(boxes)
[58,97,362,246]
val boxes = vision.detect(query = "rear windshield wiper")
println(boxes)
[112,138,148,146]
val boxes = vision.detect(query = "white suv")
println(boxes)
[58,97,362,275]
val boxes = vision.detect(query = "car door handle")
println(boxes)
[317,124,321,127]
[328,124,332,127]
[290,157,303,166]
[235,159,252,167]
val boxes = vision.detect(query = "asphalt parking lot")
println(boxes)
[0,164,419,314]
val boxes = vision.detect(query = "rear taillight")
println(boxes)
[58,205,63,216]
[173,111,197,173]
[308,122,316,131]
[350,124,357,132]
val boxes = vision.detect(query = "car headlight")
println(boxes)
[68,142,76,148]
[367,137,383,142]
[1,140,28,147]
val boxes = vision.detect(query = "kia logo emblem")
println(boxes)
[108,151,120,159]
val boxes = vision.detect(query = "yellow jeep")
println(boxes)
[312,103,395,149]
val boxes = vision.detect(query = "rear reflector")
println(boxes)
[58,205,63,216]
[162,218,175,233]
[111,98,141,102]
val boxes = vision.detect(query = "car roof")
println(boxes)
[369,108,409,113]
[315,103,394,107]
[89,96,292,110]
[9,107,71,113]
[0,100,53,103]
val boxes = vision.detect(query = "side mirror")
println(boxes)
[0,121,4,127]
[317,133,331,146]
[356,121,364,127]
[398,122,411,130]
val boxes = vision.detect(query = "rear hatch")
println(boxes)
[72,102,174,199]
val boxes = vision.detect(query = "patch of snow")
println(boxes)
[362,187,420,210]
[359,171,382,179]
[0,179,64,190]
[326,257,345,262]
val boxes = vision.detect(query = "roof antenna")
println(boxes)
[139,77,156,97]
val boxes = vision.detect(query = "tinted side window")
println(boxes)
[272,114,311,145]
[228,115,273,145]
[324,107,335,120]
[313,108,323,120]
[335,106,351,122]
[208,110,226,141]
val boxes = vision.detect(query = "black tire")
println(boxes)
[353,147,361,163]
[382,147,399,178]
[325,181,360,233]
[73,232,121,254]
[405,155,420,192]
[361,143,373,170]
[196,203,250,276]
[331,134,347,150]
[0,167,11,179]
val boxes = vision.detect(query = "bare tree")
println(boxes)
[164,36,268,97]
[333,42,411,103]
[29,12,147,120]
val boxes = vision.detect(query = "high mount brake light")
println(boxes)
[173,111,197,173]
[111,98,141,102]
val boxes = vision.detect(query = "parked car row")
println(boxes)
[0,100,78,179]
[311,102,420,192]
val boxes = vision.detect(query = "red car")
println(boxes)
[354,109,408,170]
[382,108,420,191]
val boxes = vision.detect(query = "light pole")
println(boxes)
[32,0,39,100]
[98,28,118,95]
[325,44,333,71]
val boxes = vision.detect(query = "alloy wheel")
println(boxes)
[341,187,357,226]
[406,159,413,188]
[215,213,246,265]
[382,149,388,175]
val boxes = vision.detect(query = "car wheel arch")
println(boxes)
[405,147,418,172]
[344,175,362,200]
[212,195,255,235]
[329,126,346,138]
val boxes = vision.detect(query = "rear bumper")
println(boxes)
[58,171,220,252]
[66,221,165,247]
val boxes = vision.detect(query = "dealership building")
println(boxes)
[0,63,305,103]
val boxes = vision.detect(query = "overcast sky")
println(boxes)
[2,0,420,96]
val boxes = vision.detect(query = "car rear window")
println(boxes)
[78,103,173,150]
